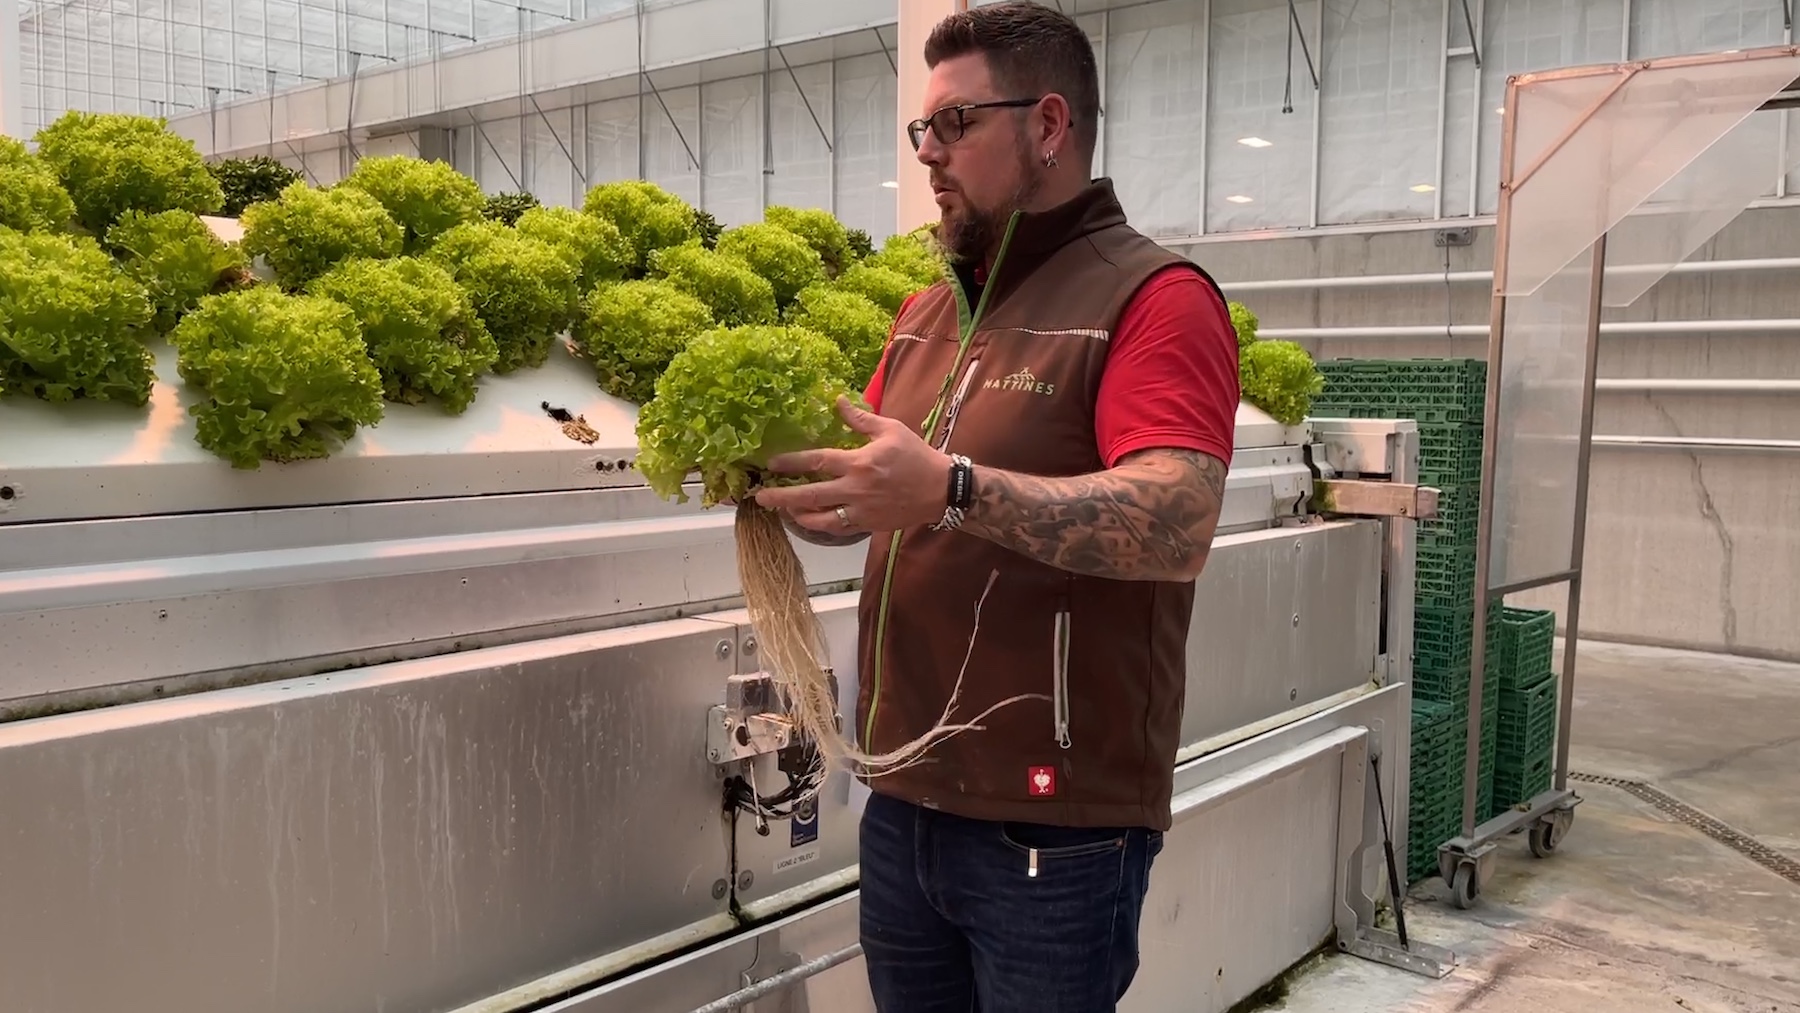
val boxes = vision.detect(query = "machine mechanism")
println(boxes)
[0,345,1451,1013]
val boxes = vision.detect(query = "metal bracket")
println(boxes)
[1434,226,1475,248]
[705,670,838,765]
[1343,928,1459,979]
[1313,479,1440,521]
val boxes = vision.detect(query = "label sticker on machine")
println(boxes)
[774,848,821,875]
[790,798,819,848]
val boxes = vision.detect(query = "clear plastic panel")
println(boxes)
[1487,242,1595,591]
[1501,52,1800,298]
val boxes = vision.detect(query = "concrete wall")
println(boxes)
[1172,205,1800,662]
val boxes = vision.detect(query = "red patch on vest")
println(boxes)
[1028,766,1057,796]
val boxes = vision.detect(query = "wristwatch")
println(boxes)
[933,454,974,532]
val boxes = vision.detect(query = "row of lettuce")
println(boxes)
[0,110,1319,477]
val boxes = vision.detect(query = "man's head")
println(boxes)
[914,2,1101,265]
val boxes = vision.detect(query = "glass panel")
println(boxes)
[1502,52,1800,298]
[766,59,832,213]
[1488,47,1800,591]
[1206,0,1319,231]
[1488,242,1595,590]
[701,75,763,228]
[1105,0,1206,237]
[1318,0,1440,223]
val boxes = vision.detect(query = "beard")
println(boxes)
[937,141,1045,266]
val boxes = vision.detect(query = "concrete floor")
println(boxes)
[1277,639,1800,1013]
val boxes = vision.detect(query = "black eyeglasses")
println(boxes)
[906,98,1044,151]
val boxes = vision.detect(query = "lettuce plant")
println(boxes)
[426,221,578,373]
[241,182,404,289]
[0,137,76,234]
[0,228,156,404]
[32,111,223,234]
[715,222,826,311]
[834,262,924,315]
[784,283,891,387]
[207,155,301,217]
[106,210,252,333]
[582,180,698,275]
[574,279,713,404]
[170,286,385,468]
[308,256,500,413]
[764,205,854,278]
[515,205,634,296]
[340,154,486,252]
[1239,338,1324,426]
[649,241,778,327]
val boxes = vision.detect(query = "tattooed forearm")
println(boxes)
[959,448,1228,581]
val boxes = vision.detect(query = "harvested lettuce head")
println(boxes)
[1239,338,1324,426]
[635,323,863,506]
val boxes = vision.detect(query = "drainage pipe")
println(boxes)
[1220,257,1800,293]
[1259,318,1800,340]
[1591,435,1800,454]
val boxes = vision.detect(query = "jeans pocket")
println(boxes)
[998,821,1129,860]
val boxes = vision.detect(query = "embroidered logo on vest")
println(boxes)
[984,367,1056,397]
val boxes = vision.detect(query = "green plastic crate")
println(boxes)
[1412,598,1504,672]
[1496,674,1558,765]
[1316,358,1487,424]
[1416,543,1478,608]
[1418,423,1484,487]
[1419,483,1480,548]
[1495,607,1557,690]
[1490,752,1554,817]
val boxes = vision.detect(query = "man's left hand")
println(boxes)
[751,396,950,536]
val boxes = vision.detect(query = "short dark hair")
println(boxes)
[923,2,1101,161]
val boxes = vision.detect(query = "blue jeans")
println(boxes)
[857,790,1164,1013]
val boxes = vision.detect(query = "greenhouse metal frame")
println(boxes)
[1439,41,1800,909]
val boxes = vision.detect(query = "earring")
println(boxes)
[1043,150,1058,168]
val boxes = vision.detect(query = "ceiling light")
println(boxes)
[1237,136,1273,148]
[1226,194,1254,204]
[880,180,899,188]
[1410,183,1436,193]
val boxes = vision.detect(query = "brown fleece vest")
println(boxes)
[854,179,1225,832]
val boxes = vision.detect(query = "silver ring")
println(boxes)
[835,505,850,527]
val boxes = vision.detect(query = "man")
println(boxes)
[750,4,1240,1010]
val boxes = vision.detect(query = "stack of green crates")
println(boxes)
[1315,357,1496,882]
[1489,607,1559,816]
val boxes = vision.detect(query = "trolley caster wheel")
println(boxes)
[1450,862,1481,910]
[1529,814,1569,858]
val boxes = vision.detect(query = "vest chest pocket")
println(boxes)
[932,352,1098,469]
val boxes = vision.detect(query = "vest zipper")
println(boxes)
[1052,594,1072,750]
[864,213,1024,750]
[935,357,982,450]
